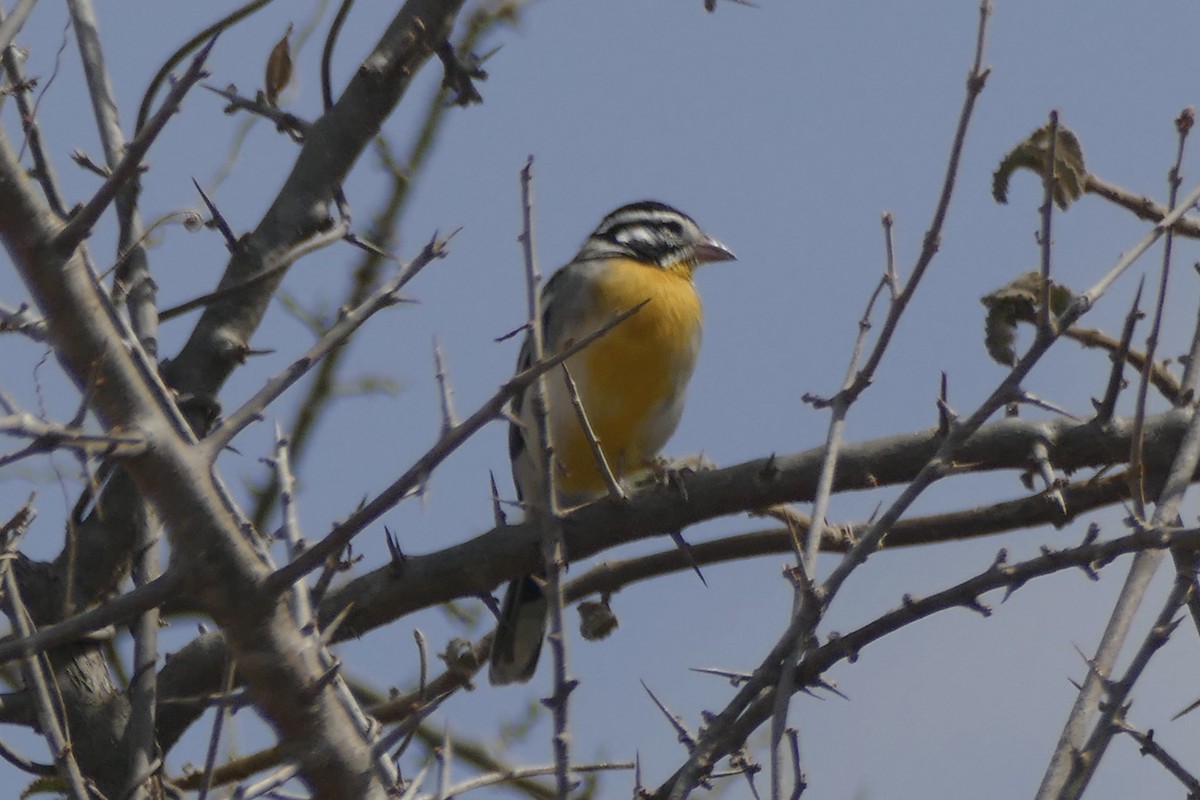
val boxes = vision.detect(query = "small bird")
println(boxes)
[490,200,735,685]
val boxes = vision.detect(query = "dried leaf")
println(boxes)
[980,271,1077,365]
[578,598,619,641]
[993,121,1088,210]
[264,23,294,107]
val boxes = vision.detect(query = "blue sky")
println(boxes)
[3,1,1200,797]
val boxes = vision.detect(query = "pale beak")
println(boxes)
[693,236,737,264]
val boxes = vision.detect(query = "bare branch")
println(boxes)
[1038,109,1059,335]
[0,0,37,56]
[1,558,91,800]
[433,337,459,436]
[0,301,48,341]
[0,408,146,466]
[202,82,309,141]
[517,158,576,798]
[0,571,179,667]
[56,35,215,253]
[1038,109,1200,800]
[205,230,445,452]
[1112,719,1200,795]
[1092,281,1145,422]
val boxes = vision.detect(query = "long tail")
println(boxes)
[489,574,548,685]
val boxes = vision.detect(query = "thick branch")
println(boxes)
[164,0,466,405]
[0,103,391,800]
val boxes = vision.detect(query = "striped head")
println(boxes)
[577,201,736,271]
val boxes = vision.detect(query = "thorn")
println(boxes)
[640,680,696,751]
[810,674,849,701]
[489,470,507,527]
[669,530,707,586]
[757,452,779,481]
[689,666,752,686]
[192,177,239,251]
[937,371,954,435]
[385,526,405,566]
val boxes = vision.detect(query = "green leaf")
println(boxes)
[993,121,1088,210]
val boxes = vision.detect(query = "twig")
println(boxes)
[836,2,992,407]
[1084,172,1200,239]
[1,29,66,217]
[1113,719,1200,795]
[766,8,995,796]
[1036,415,1200,797]
[415,628,429,695]
[196,657,237,800]
[1129,109,1190,518]
[881,212,899,295]
[202,83,309,142]
[243,2,510,536]
[561,363,625,501]
[265,296,648,593]
[159,216,352,322]
[1173,548,1200,652]
[134,0,273,133]
[518,158,575,799]
[0,0,36,56]
[0,301,48,341]
[236,763,301,799]
[322,0,355,110]
[773,213,894,798]
[1059,569,1192,796]
[0,409,147,467]
[68,0,163,354]
[57,35,217,252]
[1038,110,1059,335]
[1065,321,1179,405]
[436,725,452,800]
[124,489,163,799]
[1,558,91,800]
[432,337,458,435]
[0,571,180,667]
[423,761,633,800]
[183,504,1200,795]
[662,5,996,795]
[205,229,446,452]
[785,729,805,800]
[1092,281,1145,422]
[0,736,52,776]
[1036,108,1198,800]
[269,428,399,791]
[652,519,1200,792]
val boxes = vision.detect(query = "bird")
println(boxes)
[489,200,735,685]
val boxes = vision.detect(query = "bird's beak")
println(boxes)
[693,237,736,264]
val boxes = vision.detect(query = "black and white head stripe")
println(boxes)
[579,201,733,268]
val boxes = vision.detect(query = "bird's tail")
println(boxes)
[489,574,548,685]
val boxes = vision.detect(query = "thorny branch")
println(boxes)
[518,157,576,799]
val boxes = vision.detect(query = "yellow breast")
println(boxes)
[553,258,703,496]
